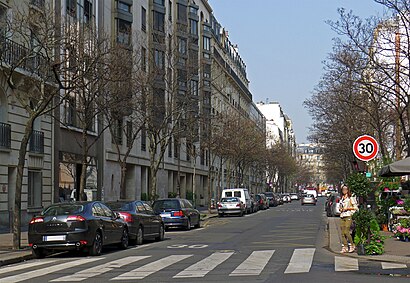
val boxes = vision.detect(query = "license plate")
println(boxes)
[161,213,171,218]
[43,235,66,241]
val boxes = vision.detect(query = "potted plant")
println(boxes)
[393,218,410,242]
[353,209,374,255]
[365,219,385,255]
[376,211,388,231]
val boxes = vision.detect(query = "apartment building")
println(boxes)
[296,143,326,184]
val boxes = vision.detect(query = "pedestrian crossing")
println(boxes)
[0,248,409,282]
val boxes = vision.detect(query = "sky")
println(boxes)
[208,0,385,143]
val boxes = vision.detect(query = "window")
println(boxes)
[154,0,164,5]
[190,80,198,96]
[141,128,146,151]
[203,36,211,51]
[0,6,7,37]
[126,121,132,147]
[190,19,198,35]
[189,6,198,14]
[168,0,172,21]
[84,0,92,23]
[203,64,211,78]
[177,4,187,22]
[112,118,123,145]
[66,0,76,17]
[153,11,165,32]
[225,192,232,197]
[177,69,187,87]
[28,171,42,208]
[117,19,131,45]
[92,203,105,217]
[154,49,165,70]
[141,47,147,71]
[141,7,146,31]
[118,1,131,13]
[178,37,187,55]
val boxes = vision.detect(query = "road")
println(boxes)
[0,199,409,283]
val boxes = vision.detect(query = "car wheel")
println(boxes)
[89,231,103,256]
[136,226,144,245]
[194,218,201,229]
[185,218,191,230]
[118,228,129,250]
[32,248,46,259]
[155,225,165,241]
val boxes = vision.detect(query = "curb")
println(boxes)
[0,251,33,267]
[327,217,410,264]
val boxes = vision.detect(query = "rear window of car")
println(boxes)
[153,200,181,211]
[225,192,233,197]
[234,191,241,198]
[265,192,273,197]
[221,197,239,203]
[43,205,84,216]
[106,202,132,211]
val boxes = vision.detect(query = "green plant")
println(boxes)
[346,173,371,200]
[186,191,195,202]
[168,192,178,198]
[141,192,148,201]
[365,229,385,255]
[353,209,374,245]
[375,210,387,226]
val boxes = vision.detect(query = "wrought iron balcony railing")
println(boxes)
[0,122,11,149]
[29,130,44,154]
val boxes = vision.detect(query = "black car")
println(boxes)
[264,192,277,207]
[28,201,129,258]
[255,194,268,210]
[152,198,200,230]
[106,200,165,245]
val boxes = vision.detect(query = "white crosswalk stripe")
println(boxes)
[335,256,359,272]
[174,252,234,278]
[111,254,192,280]
[230,250,275,276]
[284,248,315,274]
[0,257,103,283]
[381,262,407,270]
[51,256,150,281]
[0,260,52,275]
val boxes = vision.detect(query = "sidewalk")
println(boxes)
[328,217,410,264]
[0,232,32,267]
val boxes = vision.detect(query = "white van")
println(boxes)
[221,188,252,214]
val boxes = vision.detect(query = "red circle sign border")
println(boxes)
[353,135,379,162]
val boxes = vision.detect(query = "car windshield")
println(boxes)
[42,204,85,216]
[152,200,180,211]
[221,197,239,203]
[106,202,132,211]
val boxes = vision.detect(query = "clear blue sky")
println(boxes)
[208,0,385,143]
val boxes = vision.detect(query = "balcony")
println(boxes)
[0,122,11,149]
[1,37,48,77]
[29,130,44,154]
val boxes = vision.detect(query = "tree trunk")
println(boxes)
[120,163,127,199]
[13,122,33,250]
[192,159,196,207]
[79,129,88,201]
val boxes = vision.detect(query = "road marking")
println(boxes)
[51,256,150,281]
[381,262,407,269]
[174,252,234,278]
[230,250,275,276]
[0,257,103,283]
[111,254,192,280]
[0,260,55,275]
[334,256,358,272]
[284,248,315,274]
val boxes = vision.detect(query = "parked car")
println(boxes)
[28,201,129,258]
[221,188,252,214]
[264,192,277,207]
[152,198,200,230]
[105,200,164,245]
[290,193,299,200]
[217,197,245,217]
[255,193,269,210]
[250,195,259,213]
[274,193,284,205]
[282,194,291,203]
[325,193,341,217]
[301,194,317,206]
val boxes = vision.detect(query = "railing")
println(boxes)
[1,37,47,77]
[29,130,44,154]
[30,0,45,8]
[0,122,11,149]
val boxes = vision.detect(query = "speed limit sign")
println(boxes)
[353,135,379,162]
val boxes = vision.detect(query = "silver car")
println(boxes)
[218,197,245,217]
[301,194,317,205]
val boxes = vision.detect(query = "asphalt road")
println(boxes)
[0,199,409,283]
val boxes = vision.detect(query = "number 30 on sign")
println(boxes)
[353,135,379,162]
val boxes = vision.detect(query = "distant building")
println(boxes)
[296,143,326,184]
